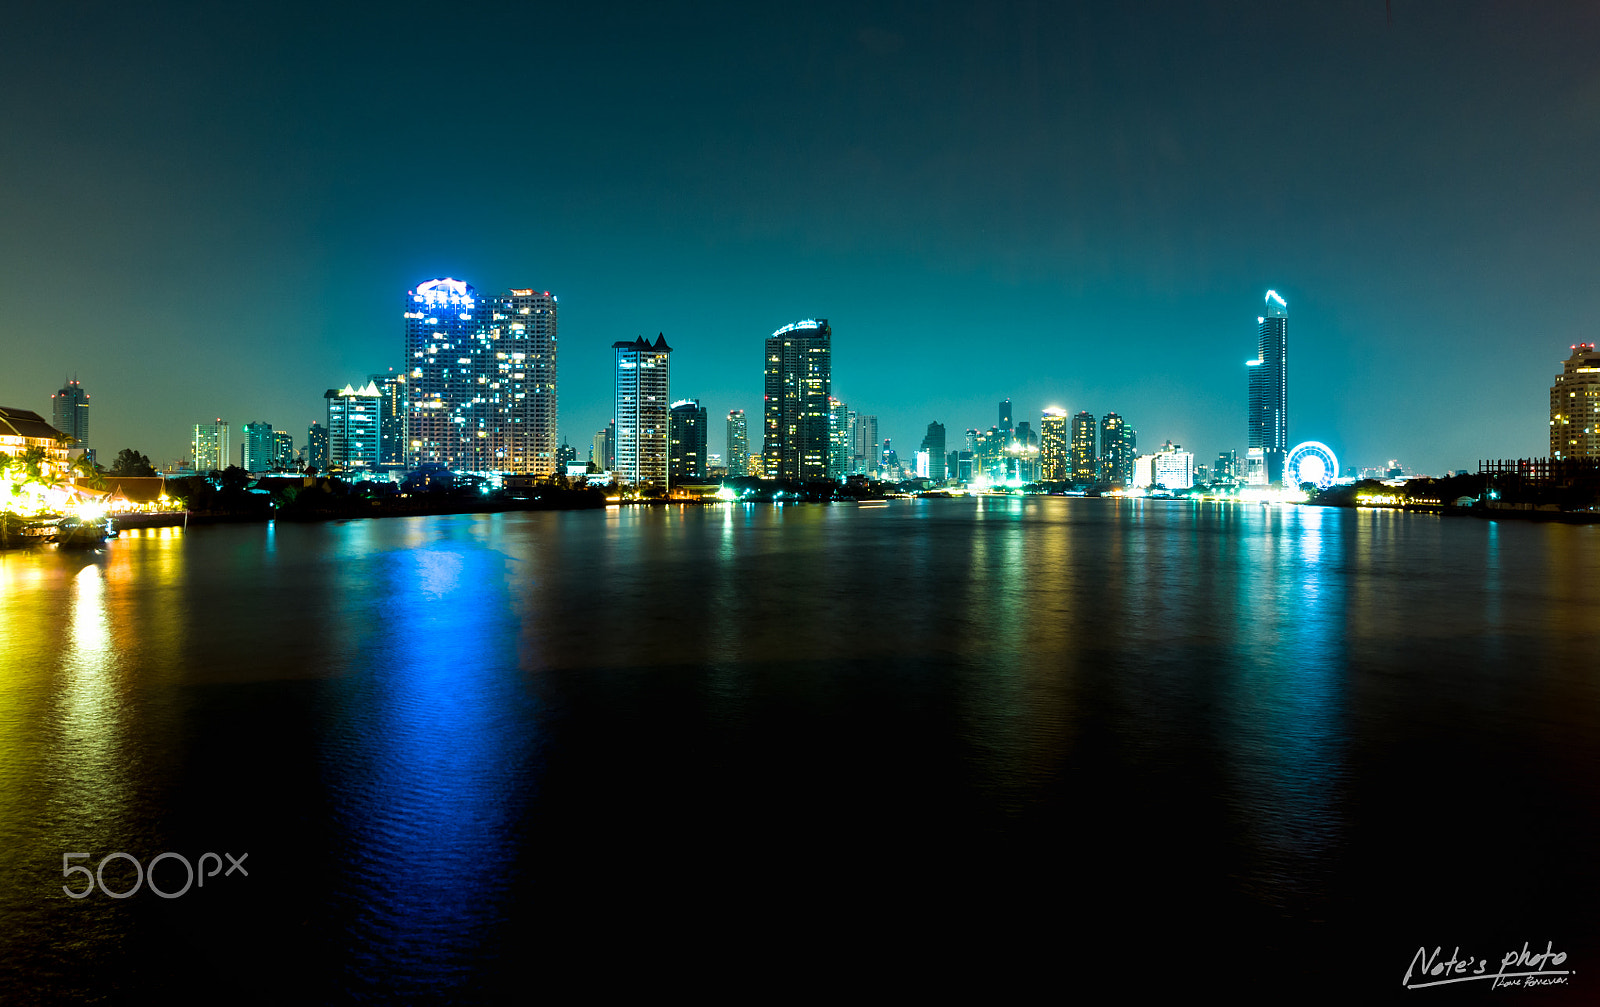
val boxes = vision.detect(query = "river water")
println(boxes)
[1,499,1596,1002]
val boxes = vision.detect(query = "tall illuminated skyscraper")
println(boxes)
[1551,342,1600,460]
[1099,413,1134,486]
[192,419,229,473]
[403,278,557,474]
[1039,408,1068,481]
[1247,290,1289,485]
[921,421,947,481]
[1070,411,1097,483]
[614,334,672,486]
[726,410,748,477]
[325,381,382,470]
[51,379,89,457]
[243,421,277,472]
[763,319,832,480]
[668,398,707,483]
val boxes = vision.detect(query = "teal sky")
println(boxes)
[3,2,1597,473]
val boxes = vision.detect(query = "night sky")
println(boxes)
[3,2,1597,474]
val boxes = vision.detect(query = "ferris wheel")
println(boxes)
[1285,441,1339,489]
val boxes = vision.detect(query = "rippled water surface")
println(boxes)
[1,500,1597,1001]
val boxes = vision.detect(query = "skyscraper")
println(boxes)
[921,421,947,481]
[369,371,406,468]
[592,421,616,473]
[763,319,832,481]
[326,381,382,470]
[274,430,296,470]
[51,379,89,457]
[614,334,672,486]
[243,421,277,472]
[851,413,878,476]
[1070,411,1097,483]
[726,410,748,477]
[1039,408,1068,481]
[998,398,1013,435]
[403,278,558,474]
[829,398,851,479]
[668,398,708,483]
[1099,413,1134,486]
[1551,343,1600,460]
[192,419,229,473]
[1247,290,1289,485]
[307,422,328,472]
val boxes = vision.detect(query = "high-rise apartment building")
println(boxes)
[1039,408,1068,482]
[326,381,382,470]
[614,334,672,486]
[1099,413,1135,486]
[1551,343,1600,460]
[274,430,296,470]
[369,371,406,468]
[669,399,708,483]
[726,410,748,477]
[403,278,557,474]
[763,319,832,481]
[592,422,615,474]
[828,398,851,479]
[921,421,947,481]
[192,419,229,473]
[51,379,89,457]
[243,421,277,472]
[1070,411,1097,483]
[851,413,878,476]
[1152,441,1195,490]
[307,422,328,472]
[1247,290,1289,485]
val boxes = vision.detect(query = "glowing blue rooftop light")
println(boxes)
[771,319,822,338]
[416,278,477,309]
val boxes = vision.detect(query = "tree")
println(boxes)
[110,449,157,477]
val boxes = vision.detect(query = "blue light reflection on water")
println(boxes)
[312,518,542,997]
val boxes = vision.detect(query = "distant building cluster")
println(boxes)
[42,282,1592,491]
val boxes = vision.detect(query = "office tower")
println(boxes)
[998,398,1013,435]
[1247,290,1289,484]
[1099,413,1134,485]
[593,422,616,473]
[1152,441,1195,489]
[726,410,749,477]
[274,430,296,470]
[880,438,900,480]
[243,421,277,472]
[1010,422,1039,483]
[1070,412,1097,483]
[307,422,328,471]
[1551,342,1600,460]
[403,278,558,474]
[192,419,229,473]
[614,334,672,486]
[973,427,1004,479]
[556,438,578,469]
[852,413,878,476]
[947,450,960,481]
[669,398,708,483]
[1039,409,1068,481]
[50,379,90,457]
[956,451,973,483]
[325,382,382,470]
[828,398,850,479]
[920,421,947,481]
[763,319,832,480]
[1215,450,1240,482]
[369,371,406,468]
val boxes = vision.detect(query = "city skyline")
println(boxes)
[3,5,1596,473]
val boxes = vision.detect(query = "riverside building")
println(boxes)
[614,334,672,486]
[1247,290,1289,485]
[763,319,832,481]
[403,278,557,475]
[1551,342,1600,460]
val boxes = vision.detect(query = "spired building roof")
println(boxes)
[613,334,673,353]
[0,407,70,443]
